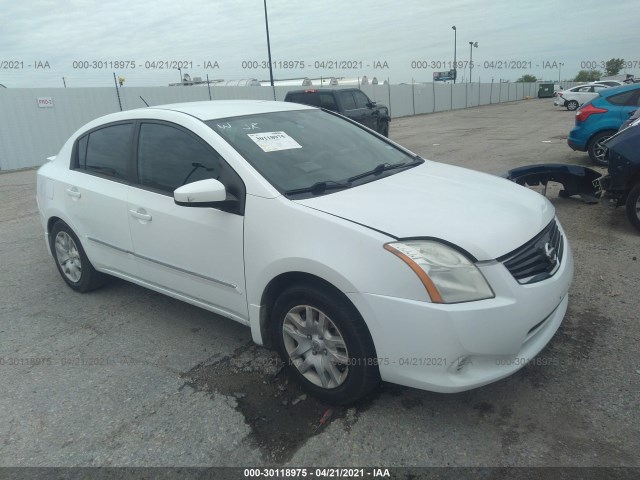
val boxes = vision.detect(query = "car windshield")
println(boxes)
[206,109,419,195]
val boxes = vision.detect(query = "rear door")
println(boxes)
[336,90,366,125]
[318,92,339,112]
[63,122,138,277]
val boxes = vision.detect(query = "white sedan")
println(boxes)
[36,100,573,404]
[554,83,609,110]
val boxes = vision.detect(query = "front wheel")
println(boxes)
[625,183,640,232]
[271,283,380,404]
[566,100,579,111]
[588,130,615,166]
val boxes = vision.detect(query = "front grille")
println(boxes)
[498,219,564,284]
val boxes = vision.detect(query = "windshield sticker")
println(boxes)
[247,131,302,152]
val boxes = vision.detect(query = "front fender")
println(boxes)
[243,195,431,344]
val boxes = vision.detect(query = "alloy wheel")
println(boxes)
[282,305,349,388]
[592,136,611,164]
[54,231,82,283]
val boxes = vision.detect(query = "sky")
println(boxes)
[1,0,638,88]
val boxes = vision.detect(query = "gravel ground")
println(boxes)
[0,98,638,472]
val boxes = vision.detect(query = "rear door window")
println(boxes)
[79,123,133,179]
[353,90,370,108]
[288,93,320,107]
[319,92,338,111]
[338,91,357,110]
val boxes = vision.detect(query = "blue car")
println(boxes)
[567,83,640,165]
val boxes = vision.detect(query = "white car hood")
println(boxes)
[295,162,555,261]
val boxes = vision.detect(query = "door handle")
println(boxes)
[66,187,81,199]
[129,209,152,222]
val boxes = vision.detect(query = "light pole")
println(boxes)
[468,41,478,83]
[263,0,275,96]
[452,26,457,84]
[558,62,564,84]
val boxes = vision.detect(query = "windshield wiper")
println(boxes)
[347,158,424,183]
[284,180,352,196]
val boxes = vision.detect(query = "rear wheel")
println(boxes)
[50,221,106,292]
[566,100,579,111]
[271,283,380,404]
[625,183,640,232]
[587,130,616,166]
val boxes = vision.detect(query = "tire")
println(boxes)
[49,221,107,292]
[587,130,615,166]
[379,120,389,137]
[271,283,380,405]
[566,100,579,111]
[625,182,640,232]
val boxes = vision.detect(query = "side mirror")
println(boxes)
[367,101,377,109]
[174,178,227,207]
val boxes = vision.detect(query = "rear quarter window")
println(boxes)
[606,90,640,106]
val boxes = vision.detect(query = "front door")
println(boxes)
[127,121,248,323]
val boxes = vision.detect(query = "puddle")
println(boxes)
[183,343,357,462]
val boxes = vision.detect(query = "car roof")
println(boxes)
[144,100,315,120]
[597,82,640,97]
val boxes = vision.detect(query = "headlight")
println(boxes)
[384,240,494,303]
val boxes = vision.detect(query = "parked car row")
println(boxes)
[546,81,640,232]
[566,82,640,165]
[553,80,629,110]
[554,84,610,111]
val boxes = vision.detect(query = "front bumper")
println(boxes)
[348,228,574,393]
[595,174,628,207]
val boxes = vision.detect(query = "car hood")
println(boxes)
[294,162,555,261]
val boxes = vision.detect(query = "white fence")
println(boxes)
[0,82,567,171]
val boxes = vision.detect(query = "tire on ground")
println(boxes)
[271,282,380,405]
[49,220,107,292]
[625,182,640,232]
[587,130,616,166]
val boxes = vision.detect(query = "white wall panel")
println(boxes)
[0,82,547,171]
